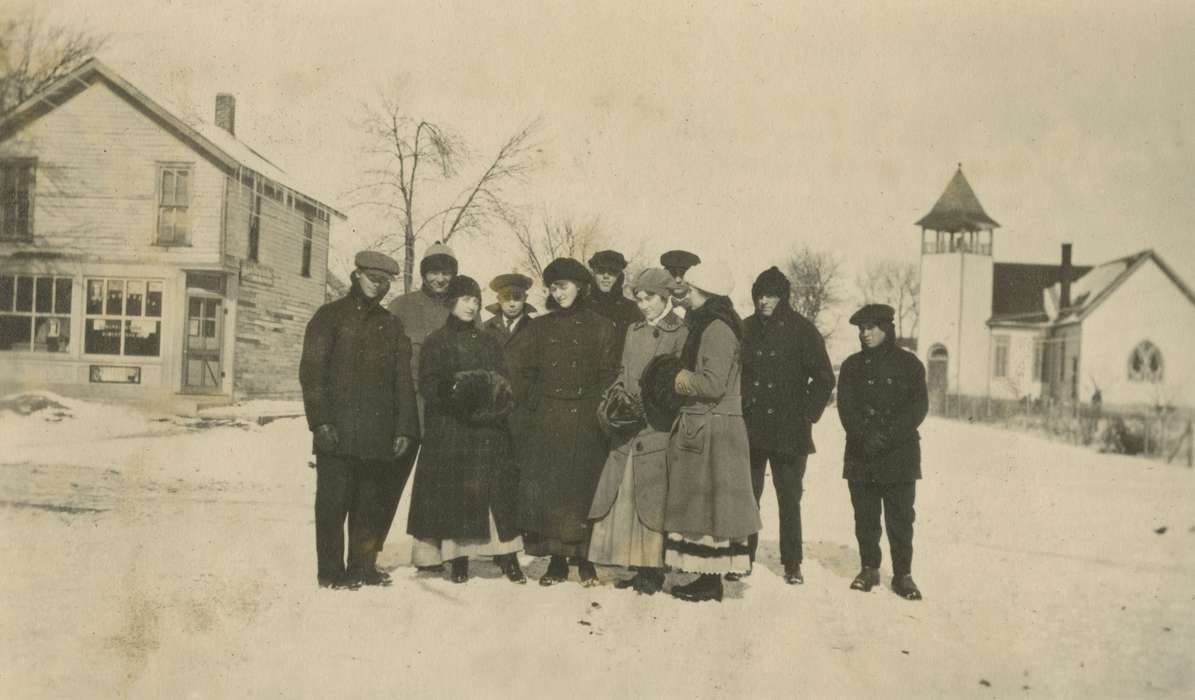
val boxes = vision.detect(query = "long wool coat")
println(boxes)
[741,301,836,455]
[388,287,480,426]
[588,308,688,530]
[518,300,621,544]
[482,309,537,453]
[837,338,928,483]
[299,289,419,460]
[662,319,762,540]
[406,316,520,541]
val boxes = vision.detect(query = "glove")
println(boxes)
[393,436,413,458]
[313,424,339,453]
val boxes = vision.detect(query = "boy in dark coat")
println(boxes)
[740,266,836,585]
[299,251,419,588]
[837,303,928,600]
[588,249,644,342]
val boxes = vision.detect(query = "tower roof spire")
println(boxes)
[915,165,1000,233]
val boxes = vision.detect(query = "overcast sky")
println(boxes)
[26,0,1195,357]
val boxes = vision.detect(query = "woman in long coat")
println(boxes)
[406,276,526,584]
[661,260,761,602]
[519,257,621,586]
[587,268,688,594]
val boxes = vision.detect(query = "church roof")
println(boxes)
[989,262,1093,324]
[916,167,1000,233]
[1049,250,1195,324]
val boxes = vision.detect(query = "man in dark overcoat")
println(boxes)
[837,303,928,600]
[299,251,419,588]
[741,266,836,585]
[482,273,537,455]
[587,249,644,344]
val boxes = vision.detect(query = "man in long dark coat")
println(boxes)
[299,251,419,588]
[482,273,537,454]
[587,249,644,344]
[741,266,836,585]
[837,303,928,601]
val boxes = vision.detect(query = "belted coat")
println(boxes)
[588,308,688,530]
[837,338,928,483]
[518,300,621,544]
[299,289,419,460]
[741,302,836,455]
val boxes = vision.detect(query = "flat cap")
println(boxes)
[588,250,628,272]
[489,273,533,293]
[659,250,701,270]
[631,267,678,298]
[354,250,400,276]
[849,303,896,326]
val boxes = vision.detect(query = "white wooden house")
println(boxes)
[0,59,345,407]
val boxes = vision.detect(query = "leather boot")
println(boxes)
[539,555,569,586]
[576,558,598,587]
[497,554,527,584]
[850,567,880,592]
[635,567,665,595]
[450,557,469,584]
[892,574,922,600]
[784,565,804,585]
[671,574,723,602]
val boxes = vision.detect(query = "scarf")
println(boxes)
[681,295,742,371]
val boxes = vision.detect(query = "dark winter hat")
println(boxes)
[489,273,533,295]
[751,266,791,302]
[420,241,458,277]
[450,369,515,424]
[597,382,646,438]
[588,250,628,273]
[849,303,896,326]
[542,257,592,287]
[659,250,701,271]
[445,274,482,302]
[640,354,686,432]
[354,250,400,277]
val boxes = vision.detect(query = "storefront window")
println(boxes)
[0,273,73,353]
[84,277,162,357]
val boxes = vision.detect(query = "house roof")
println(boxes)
[1049,250,1195,324]
[989,262,1093,325]
[0,58,345,219]
[915,166,1000,233]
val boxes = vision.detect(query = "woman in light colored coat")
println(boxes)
[662,260,761,603]
[587,268,688,595]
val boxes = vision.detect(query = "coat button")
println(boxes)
[756,350,763,357]
[767,408,775,415]
[767,382,774,389]
[769,350,776,357]
[753,380,760,387]
[569,407,577,413]
[867,379,875,385]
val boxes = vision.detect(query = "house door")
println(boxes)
[927,344,949,415]
[183,294,224,392]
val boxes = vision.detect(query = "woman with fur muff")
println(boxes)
[518,257,621,587]
[587,268,688,595]
[406,275,526,584]
[659,259,761,602]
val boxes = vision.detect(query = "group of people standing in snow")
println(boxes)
[299,241,928,603]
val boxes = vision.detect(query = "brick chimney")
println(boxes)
[1060,243,1073,309]
[215,94,236,136]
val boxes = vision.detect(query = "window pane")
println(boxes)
[55,278,72,314]
[175,170,188,204]
[15,275,33,311]
[189,297,202,317]
[35,276,53,312]
[146,282,163,317]
[161,170,175,204]
[86,280,104,314]
[33,316,70,353]
[124,319,160,356]
[106,280,124,315]
[85,319,121,354]
[159,209,174,243]
[0,315,32,351]
[0,275,12,311]
[126,281,145,316]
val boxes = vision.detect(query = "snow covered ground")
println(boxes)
[1,392,1192,698]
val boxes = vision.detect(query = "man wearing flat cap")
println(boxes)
[300,251,419,588]
[659,250,701,317]
[837,303,928,601]
[588,249,644,343]
[483,273,538,460]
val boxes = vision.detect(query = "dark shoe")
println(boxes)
[317,574,361,590]
[577,558,598,587]
[415,564,445,574]
[892,574,922,600]
[539,555,569,586]
[671,574,723,603]
[347,568,393,587]
[724,564,753,582]
[850,567,880,592]
[784,565,804,585]
[634,568,665,595]
[450,557,469,584]
[497,554,527,584]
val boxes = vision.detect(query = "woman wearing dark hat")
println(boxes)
[661,260,761,602]
[837,303,928,600]
[406,275,526,584]
[587,268,688,595]
[518,257,621,586]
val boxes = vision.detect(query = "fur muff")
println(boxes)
[640,354,685,432]
[597,381,646,438]
[451,369,515,424]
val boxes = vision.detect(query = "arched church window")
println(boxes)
[1127,341,1163,383]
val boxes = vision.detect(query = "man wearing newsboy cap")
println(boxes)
[300,251,419,589]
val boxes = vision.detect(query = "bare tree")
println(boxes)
[0,9,106,117]
[509,212,607,280]
[352,88,542,291]
[786,245,844,339]
[855,259,920,339]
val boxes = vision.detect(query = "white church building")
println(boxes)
[915,167,1195,412]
